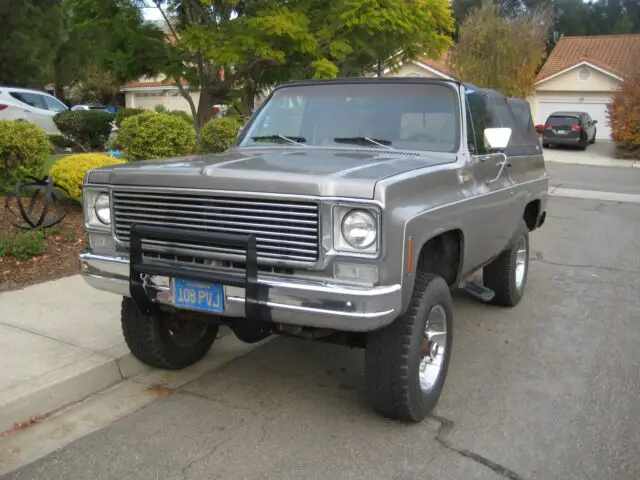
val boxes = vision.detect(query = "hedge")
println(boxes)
[53,110,114,151]
[50,153,126,203]
[200,116,242,153]
[0,120,52,192]
[117,111,196,161]
[114,107,145,127]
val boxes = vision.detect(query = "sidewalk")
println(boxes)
[0,275,247,435]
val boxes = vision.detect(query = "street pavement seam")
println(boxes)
[549,187,640,204]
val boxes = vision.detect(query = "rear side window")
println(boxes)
[465,89,537,155]
[10,92,46,109]
[546,116,579,126]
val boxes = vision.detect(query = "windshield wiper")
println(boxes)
[333,137,394,150]
[251,135,307,146]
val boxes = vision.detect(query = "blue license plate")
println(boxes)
[173,278,225,313]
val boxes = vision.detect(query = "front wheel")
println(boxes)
[483,219,530,307]
[121,298,219,369]
[365,273,453,422]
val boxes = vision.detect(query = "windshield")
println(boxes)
[239,83,460,153]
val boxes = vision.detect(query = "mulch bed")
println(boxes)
[0,194,87,292]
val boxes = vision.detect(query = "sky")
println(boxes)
[142,2,163,21]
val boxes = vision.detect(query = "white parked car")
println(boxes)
[0,86,69,135]
[71,104,108,111]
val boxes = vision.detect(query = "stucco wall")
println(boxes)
[386,63,440,78]
[124,89,200,113]
[536,65,620,93]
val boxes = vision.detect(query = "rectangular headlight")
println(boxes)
[332,205,380,255]
[83,188,111,231]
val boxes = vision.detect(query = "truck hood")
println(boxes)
[87,147,455,199]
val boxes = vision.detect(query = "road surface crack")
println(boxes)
[430,415,524,480]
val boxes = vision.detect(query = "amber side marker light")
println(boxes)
[407,236,414,274]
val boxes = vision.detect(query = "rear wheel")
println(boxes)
[483,219,530,307]
[579,134,588,150]
[365,273,453,422]
[121,298,218,369]
[590,129,597,144]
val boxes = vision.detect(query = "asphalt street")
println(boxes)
[3,163,640,480]
[547,161,640,195]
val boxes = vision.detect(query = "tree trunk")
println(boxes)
[196,88,213,130]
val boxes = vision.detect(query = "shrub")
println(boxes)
[53,110,115,151]
[607,72,640,159]
[167,109,193,125]
[200,116,242,153]
[118,111,197,161]
[50,135,75,150]
[154,104,166,113]
[0,120,52,192]
[0,230,46,260]
[114,107,145,127]
[50,153,126,203]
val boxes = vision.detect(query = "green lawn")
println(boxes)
[43,154,68,174]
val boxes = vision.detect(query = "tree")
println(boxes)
[0,0,65,87]
[150,0,454,130]
[448,3,552,98]
[51,0,170,103]
[607,72,640,159]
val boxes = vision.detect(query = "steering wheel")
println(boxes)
[405,132,438,142]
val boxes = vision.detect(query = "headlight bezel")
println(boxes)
[83,188,112,232]
[332,204,380,256]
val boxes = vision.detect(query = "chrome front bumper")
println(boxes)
[79,251,402,332]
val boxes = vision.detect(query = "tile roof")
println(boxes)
[121,78,186,89]
[536,34,640,82]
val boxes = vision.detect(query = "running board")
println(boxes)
[463,279,495,302]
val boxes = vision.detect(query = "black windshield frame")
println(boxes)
[237,81,462,154]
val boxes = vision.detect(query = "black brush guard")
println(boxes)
[128,224,271,327]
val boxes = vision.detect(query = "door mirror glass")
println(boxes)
[593,119,598,124]
[484,127,512,151]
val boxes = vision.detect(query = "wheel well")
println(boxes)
[523,200,541,231]
[416,230,463,286]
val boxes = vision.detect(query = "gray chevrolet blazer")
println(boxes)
[80,78,548,422]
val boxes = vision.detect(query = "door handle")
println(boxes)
[486,153,511,185]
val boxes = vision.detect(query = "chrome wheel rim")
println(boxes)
[419,305,448,393]
[514,235,528,292]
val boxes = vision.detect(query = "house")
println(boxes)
[120,76,200,112]
[531,34,640,141]
[373,53,455,80]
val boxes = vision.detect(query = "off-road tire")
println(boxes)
[121,298,218,369]
[365,273,454,422]
[483,219,530,307]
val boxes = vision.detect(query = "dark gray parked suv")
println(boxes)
[541,111,597,150]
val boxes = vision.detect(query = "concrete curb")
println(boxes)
[0,330,270,475]
[0,349,150,434]
[546,158,640,168]
[0,327,235,434]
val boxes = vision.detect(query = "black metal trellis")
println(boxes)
[4,175,72,230]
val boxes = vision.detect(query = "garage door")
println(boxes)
[536,95,612,141]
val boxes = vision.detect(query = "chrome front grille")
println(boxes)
[112,190,320,264]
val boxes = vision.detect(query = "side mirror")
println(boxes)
[484,127,512,151]
[593,120,598,125]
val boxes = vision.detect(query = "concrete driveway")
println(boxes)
[542,141,637,168]
[5,192,640,480]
